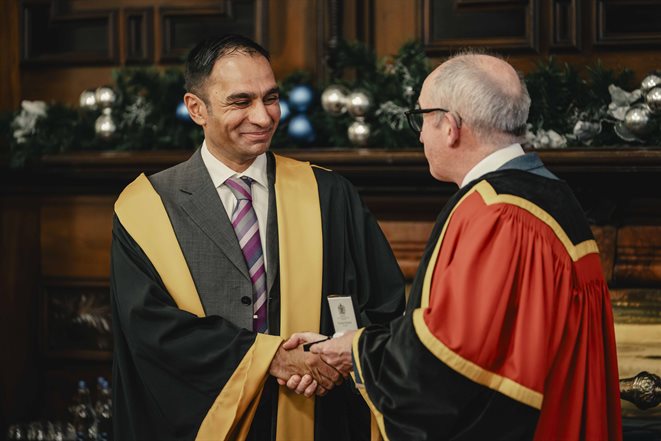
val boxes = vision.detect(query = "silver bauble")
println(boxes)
[346,91,371,117]
[641,75,661,92]
[614,122,639,142]
[95,86,116,109]
[347,119,370,146]
[645,87,661,115]
[79,89,97,110]
[623,105,656,137]
[95,108,116,139]
[320,85,348,115]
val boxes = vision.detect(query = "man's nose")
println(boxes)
[249,101,271,126]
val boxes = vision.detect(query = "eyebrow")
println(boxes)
[226,87,280,102]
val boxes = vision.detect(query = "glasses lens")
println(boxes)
[407,111,423,133]
[413,112,423,131]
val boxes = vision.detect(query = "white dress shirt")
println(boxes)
[460,143,525,188]
[200,141,269,270]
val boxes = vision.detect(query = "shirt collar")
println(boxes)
[200,140,268,190]
[460,143,525,188]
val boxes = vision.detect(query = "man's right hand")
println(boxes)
[268,343,342,397]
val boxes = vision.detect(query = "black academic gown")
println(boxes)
[110,153,406,441]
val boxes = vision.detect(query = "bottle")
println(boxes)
[70,380,96,441]
[94,377,112,441]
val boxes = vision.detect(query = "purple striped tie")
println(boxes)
[226,176,268,333]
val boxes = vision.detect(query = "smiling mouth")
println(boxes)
[243,129,273,139]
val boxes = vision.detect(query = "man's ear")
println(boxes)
[446,113,461,148]
[184,92,208,126]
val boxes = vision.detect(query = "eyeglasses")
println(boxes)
[404,107,462,133]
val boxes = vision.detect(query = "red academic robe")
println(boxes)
[352,169,622,441]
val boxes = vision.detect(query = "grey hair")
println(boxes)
[431,50,530,141]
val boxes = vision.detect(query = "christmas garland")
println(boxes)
[2,40,661,167]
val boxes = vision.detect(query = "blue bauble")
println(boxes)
[288,85,314,113]
[176,101,192,122]
[279,99,291,122]
[287,114,316,142]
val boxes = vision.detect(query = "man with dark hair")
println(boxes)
[110,34,405,440]
[306,51,623,440]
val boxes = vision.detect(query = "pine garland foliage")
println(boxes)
[1,40,656,167]
[525,58,635,147]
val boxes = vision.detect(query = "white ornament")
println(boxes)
[122,96,153,127]
[546,130,568,149]
[346,91,371,118]
[641,75,661,92]
[607,103,629,121]
[12,100,47,144]
[95,108,116,139]
[525,126,567,149]
[347,119,370,146]
[623,105,656,137]
[645,87,661,115]
[79,89,97,110]
[608,84,642,107]
[572,120,602,143]
[376,101,408,131]
[321,85,348,115]
[95,86,116,109]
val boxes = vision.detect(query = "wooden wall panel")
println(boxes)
[0,0,20,113]
[549,0,581,50]
[615,226,661,286]
[379,220,434,280]
[40,196,115,279]
[12,0,661,107]
[592,225,616,284]
[373,0,417,59]
[21,1,119,65]
[422,0,539,54]
[124,8,153,64]
[267,0,319,80]
[21,66,115,105]
[160,2,260,63]
[0,196,41,429]
[593,0,661,47]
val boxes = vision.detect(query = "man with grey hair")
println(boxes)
[295,51,623,440]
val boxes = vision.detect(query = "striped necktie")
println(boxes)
[225,176,268,333]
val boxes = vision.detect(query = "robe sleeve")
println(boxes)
[111,216,280,440]
[320,171,406,327]
[350,197,572,441]
[310,169,406,441]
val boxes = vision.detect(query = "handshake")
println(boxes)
[268,330,356,398]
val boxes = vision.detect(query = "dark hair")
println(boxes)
[184,34,270,101]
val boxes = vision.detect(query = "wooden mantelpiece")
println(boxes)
[1,148,661,424]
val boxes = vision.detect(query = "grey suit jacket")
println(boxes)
[149,149,279,331]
